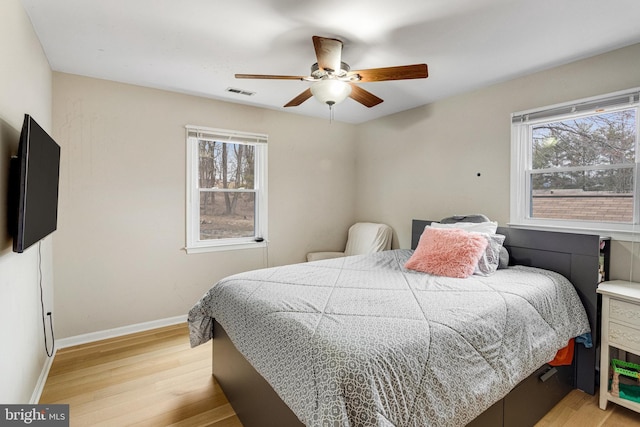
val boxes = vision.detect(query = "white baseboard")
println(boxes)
[30,350,57,404]
[56,314,188,349]
[30,315,187,403]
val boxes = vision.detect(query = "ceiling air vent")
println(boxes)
[226,87,255,96]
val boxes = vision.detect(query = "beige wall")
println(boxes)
[52,42,640,338]
[355,43,640,281]
[0,0,53,403]
[52,73,357,338]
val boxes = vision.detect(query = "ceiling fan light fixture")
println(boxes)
[310,79,352,106]
[237,36,428,111]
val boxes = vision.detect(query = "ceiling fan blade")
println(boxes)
[312,36,343,73]
[348,64,428,82]
[349,84,383,108]
[284,88,313,107]
[235,73,306,80]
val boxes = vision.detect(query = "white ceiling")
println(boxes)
[21,0,640,124]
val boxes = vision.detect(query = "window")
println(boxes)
[186,126,267,253]
[511,89,639,236]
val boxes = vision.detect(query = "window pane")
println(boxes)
[532,109,636,169]
[198,141,255,190]
[199,192,255,239]
[530,168,634,223]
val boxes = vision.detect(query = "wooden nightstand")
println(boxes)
[598,280,640,412]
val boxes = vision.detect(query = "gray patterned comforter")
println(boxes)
[188,249,590,426]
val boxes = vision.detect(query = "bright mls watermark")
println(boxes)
[0,405,69,426]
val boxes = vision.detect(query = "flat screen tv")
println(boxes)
[11,114,61,253]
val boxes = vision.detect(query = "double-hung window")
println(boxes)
[186,126,267,253]
[511,89,639,237]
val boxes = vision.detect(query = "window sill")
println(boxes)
[185,241,267,254]
[507,222,640,242]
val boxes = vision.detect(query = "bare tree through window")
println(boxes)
[530,109,636,222]
[199,140,257,239]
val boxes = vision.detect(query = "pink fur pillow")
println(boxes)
[405,227,489,278]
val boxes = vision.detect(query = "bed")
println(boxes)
[188,220,604,426]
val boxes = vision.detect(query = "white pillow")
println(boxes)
[429,221,498,235]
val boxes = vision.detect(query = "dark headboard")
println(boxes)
[411,219,601,394]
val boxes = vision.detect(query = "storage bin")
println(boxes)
[611,359,640,403]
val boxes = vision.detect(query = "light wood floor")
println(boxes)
[40,324,242,426]
[40,323,640,426]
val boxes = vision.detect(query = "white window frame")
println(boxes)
[185,125,268,253]
[510,88,640,240]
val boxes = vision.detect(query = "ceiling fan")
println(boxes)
[235,36,429,110]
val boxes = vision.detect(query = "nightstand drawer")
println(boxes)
[610,299,640,327]
[610,322,640,353]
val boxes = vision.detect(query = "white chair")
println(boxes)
[306,222,393,262]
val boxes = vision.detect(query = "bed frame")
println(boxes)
[211,221,605,427]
